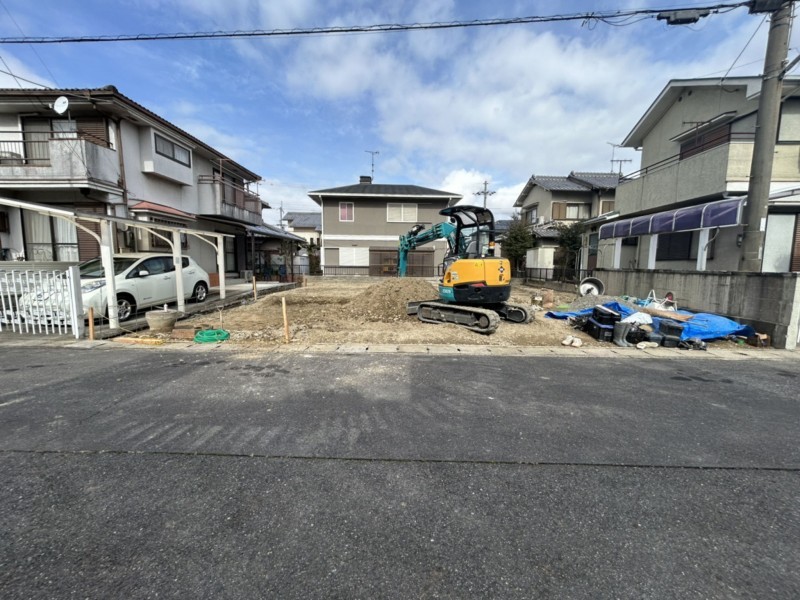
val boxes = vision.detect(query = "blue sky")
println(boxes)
[0,1,792,223]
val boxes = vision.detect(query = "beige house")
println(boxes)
[283,212,321,247]
[307,176,461,276]
[513,172,619,270]
[0,86,273,277]
[591,77,800,274]
[585,76,800,348]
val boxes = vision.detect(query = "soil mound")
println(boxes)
[346,278,439,321]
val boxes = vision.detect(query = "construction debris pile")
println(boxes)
[547,290,760,350]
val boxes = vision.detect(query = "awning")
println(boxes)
[247,224,305,243]
[599,198,743,240]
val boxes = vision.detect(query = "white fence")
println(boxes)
[0,266,84,339]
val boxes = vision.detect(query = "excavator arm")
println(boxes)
[397,221,456,277]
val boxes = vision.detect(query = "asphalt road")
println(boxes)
[0,345,798,599]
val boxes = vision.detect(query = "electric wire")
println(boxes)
[0,3,750,45]
[721,14,768,82]
[0,0,59,85]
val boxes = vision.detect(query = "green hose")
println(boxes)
[194,329,230,343]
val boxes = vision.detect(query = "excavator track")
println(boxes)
[493,302,533,324]
[408,301,501,334]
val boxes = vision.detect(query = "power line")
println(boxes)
[0,3,749,45]
[0,0,60,85]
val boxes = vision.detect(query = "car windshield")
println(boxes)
[79,257,140,278]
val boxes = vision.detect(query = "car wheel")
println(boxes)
[192,282,209,303]
[108,295,136,322]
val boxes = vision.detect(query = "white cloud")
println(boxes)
[439,168,523,221]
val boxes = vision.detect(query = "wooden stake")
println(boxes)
[252,275,257,301]
[282,296,290,343]
[87,307,95,340]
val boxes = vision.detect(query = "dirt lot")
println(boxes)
[181,277,585,347]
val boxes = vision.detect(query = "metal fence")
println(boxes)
[0,266,84,338]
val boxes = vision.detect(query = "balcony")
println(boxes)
[197,174,264,226]
[615,136,800,214]
[0,133,120,191]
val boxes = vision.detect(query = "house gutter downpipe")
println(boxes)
[740,0,795,272]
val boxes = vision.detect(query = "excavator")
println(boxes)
[398,205,531,334]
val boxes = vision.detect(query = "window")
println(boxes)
[149,218,189,249]
[600,200,615,214]
[387,203,418,222]
[154,133,191,167]
[338,247,369,266]
[680,124,731,159]
[552,202,590,221]
[656,231,693,261]
[23,212,78,261]
[524,206,538,224]
[339,202,354,222]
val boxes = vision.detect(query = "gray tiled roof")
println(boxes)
[531,225,562,240]
[530,176,589,192]
[494,220,512,233]
[309,183,461,198]
[284,212,321,229]
[570,172,621,190]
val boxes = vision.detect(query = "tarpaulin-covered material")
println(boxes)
[652,314,755,341]
[546,302,755,341]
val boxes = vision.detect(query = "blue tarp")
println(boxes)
[545,302,755,341]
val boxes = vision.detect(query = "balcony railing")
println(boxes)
[198,174,261,214]
[621,132,754,181]
[0,131,111,166]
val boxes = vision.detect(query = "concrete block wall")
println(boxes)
[595,268,800,349]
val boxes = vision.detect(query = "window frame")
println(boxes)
[149,217,189,249]
[552,202,590,221]
[386,203,418,223]
[154,133,191,167]
[339,202,354,222]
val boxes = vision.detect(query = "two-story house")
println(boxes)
[283,212,321,247]
[0,86,270,277]
[307,176,461,276]
[513,171,619,271]
[588,76,800,348]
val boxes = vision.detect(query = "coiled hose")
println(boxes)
[194,329,230,343]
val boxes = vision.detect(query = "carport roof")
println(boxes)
[247,224,305,243]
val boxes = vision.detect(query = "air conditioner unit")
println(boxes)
[239,269,253,280]
[536,216,546,225]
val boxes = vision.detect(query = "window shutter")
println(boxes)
[552,203,566,220]
[403,204,418,222]
[76,118,109,146]
[387,204,402,222]
[75,205,103,260]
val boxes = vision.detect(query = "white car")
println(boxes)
[78,253,210,321]
[16,253,212,325]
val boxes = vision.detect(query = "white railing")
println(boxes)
[0,266,84,339]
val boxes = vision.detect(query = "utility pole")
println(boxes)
[474,180,495,209]
[740,0,795,272]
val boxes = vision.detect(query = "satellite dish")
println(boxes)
[53,96,69,115]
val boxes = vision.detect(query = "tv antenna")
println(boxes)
[607,141,632,174]
[474,180,495,209]
[365,150,379,179]
[612,158,632,175]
